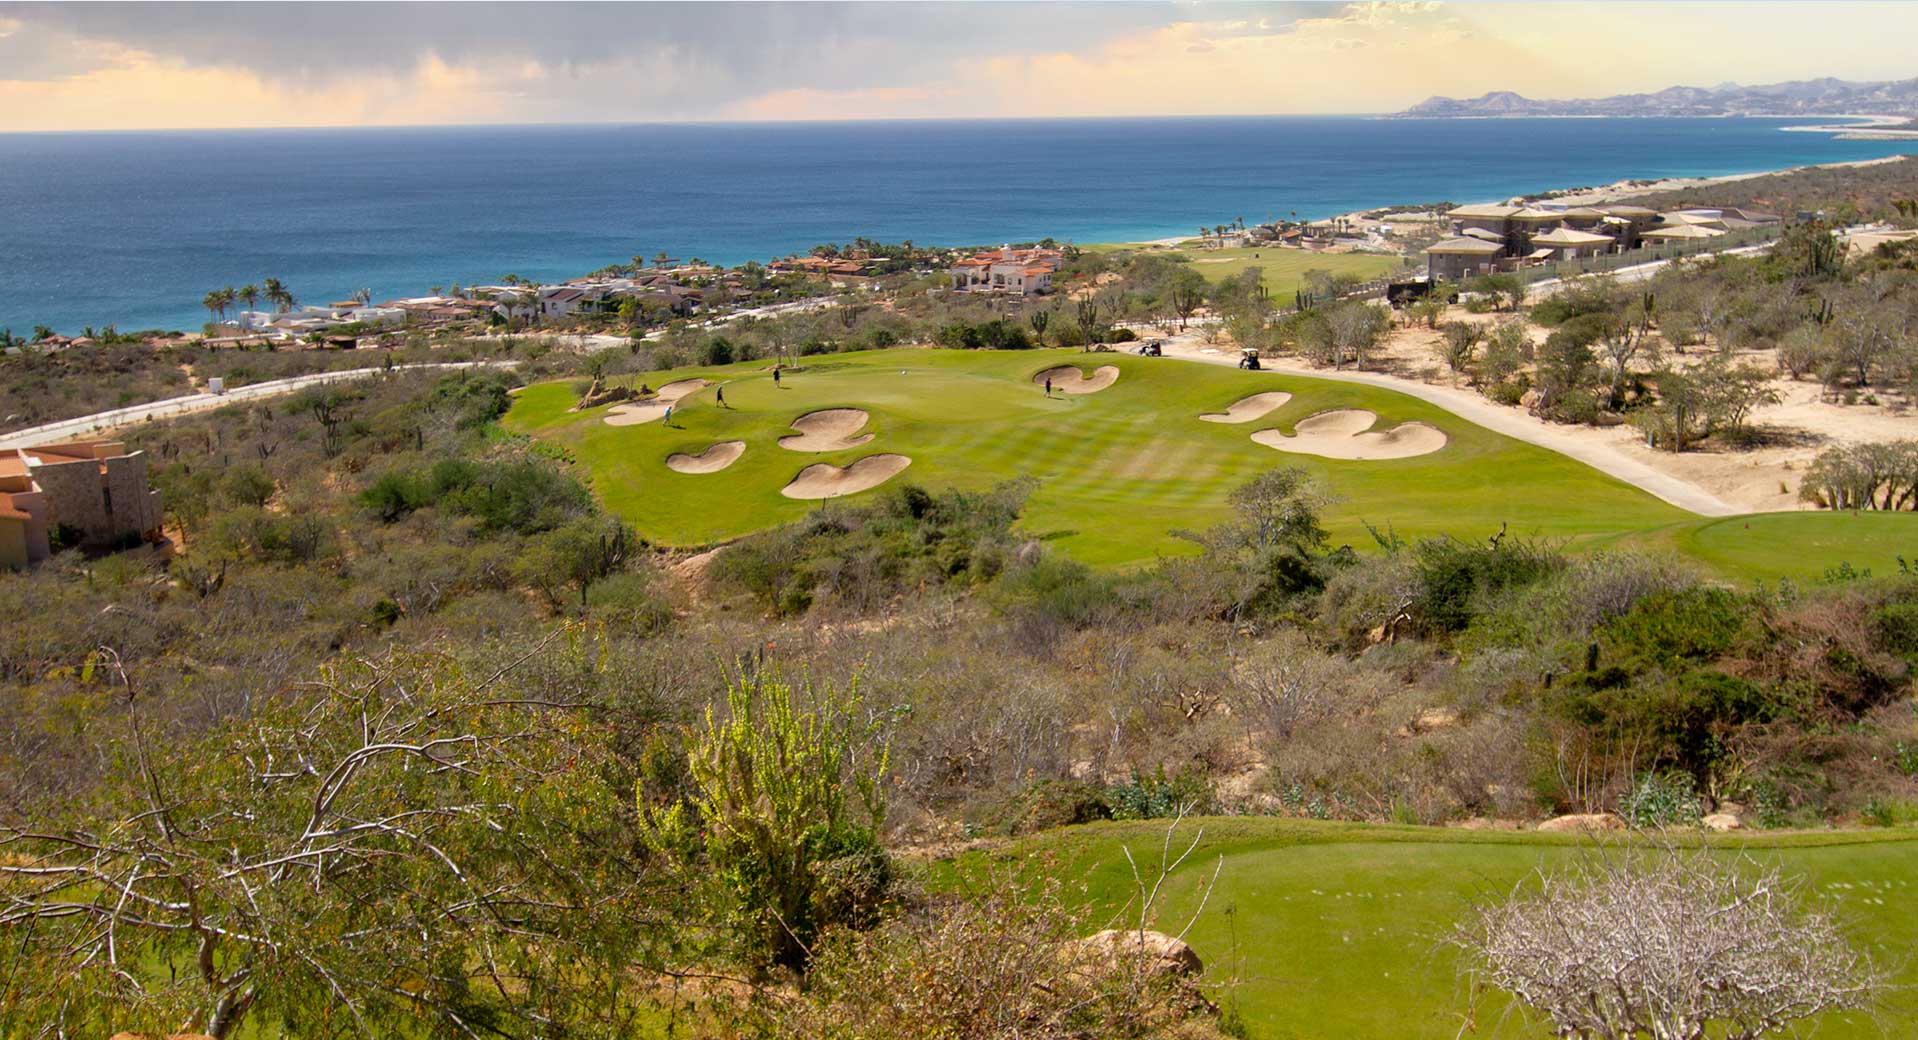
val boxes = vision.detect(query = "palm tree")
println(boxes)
[203,290,225,325]
[653,251,670,269]
[239,284,260,314]
[263,278,294,313]
[353,287,372,306]
[631,254,646,275]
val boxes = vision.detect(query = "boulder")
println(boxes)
[1702,812,1743,832]
[1076,929,1203,977]
[571,377,647,412]
[1536,812,1626,833]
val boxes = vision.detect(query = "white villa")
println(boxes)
[951,246,1063,295]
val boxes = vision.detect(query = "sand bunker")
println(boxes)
[603,378,712,426]
[1251,409,1447,460]
[1035,365,1120,394]
[665,440,746,474]
[1200,391,1293,424]
[781,454,912,500]
[779,408,875,452]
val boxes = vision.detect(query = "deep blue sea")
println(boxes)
[0,116,1911,333]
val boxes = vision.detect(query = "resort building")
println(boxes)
[1424,236,1507,281]
[1529,226,1616,261]
[0,439,164,570]
[950,246,1063,295]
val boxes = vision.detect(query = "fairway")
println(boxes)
[503,349,1918,577]
[1087,241,1403,299]
[949,819,1918,1040]
[504,348,1697,568]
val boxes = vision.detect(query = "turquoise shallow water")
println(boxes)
[0,116,1909,333]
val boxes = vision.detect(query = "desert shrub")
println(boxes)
[1615,771,1704,827]
[715,480,1033,615]
[584,571,674,632]
[639,670,894,973]
[990,779,1115,835]
[1105,764,1216,819]
[768,873,1227,1040]
[1599,586,1749,666]
[360,454,592,533]
[205,506,338,564]
[1870,601,1918,657]
[1410,535,1564,635]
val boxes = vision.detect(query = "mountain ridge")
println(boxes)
[1397,75,1918,118]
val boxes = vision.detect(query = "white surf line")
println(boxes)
[1161,341,1739,517]
[0,361,516,450]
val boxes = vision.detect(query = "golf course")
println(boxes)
[1085,241,1405,300]
[942,819,1918,1040]
[504,348,1914,581]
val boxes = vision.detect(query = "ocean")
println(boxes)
[0,116,1910,334]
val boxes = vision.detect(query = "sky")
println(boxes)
[0,1,1915,131]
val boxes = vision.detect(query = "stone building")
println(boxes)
[0,439,164,569]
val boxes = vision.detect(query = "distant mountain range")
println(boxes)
[1397,76,1918,118]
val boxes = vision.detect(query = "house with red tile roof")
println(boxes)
[950,246,1063,295]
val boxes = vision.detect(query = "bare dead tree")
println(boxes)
[1452,844,1884,1040]
[0,639,666,1039]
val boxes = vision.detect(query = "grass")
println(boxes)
[503,348,1918,579]
[937,818,1918,1040]
[504,348,1694,569]
[1085,241,1404,300]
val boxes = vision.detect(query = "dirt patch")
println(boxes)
[1252,409,1447,460]
[781,454,912,499]
[1200,391,1293,424]
[603,378,711,426]
[779,408,875,452]
[665,440,745,474]
[1035,365,1120,395]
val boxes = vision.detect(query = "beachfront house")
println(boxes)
[950,246,1063,295]
[0,440,164,570]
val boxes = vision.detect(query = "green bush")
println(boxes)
[639,671,893,973]
[1600,586,1749,665]
[1617,771,1703,828]
[1105,765,1216,820]
[1411,535,1564,634]
[1871,601,1918,657]
[360,455,591,534]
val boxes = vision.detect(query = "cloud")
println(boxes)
[0,2,1914,129]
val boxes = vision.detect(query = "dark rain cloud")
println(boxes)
[0,2,1339,105]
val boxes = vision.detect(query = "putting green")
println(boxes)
[944,819,1918,1040]
[502,349,1915,578]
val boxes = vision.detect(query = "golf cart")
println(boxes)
[1136,340,1163,357]
[1238,348,1262,371]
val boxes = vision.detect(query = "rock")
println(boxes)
[1536,812,1626,833]
[571,377,647,411]
[1076,929,1203,977]
[1702,812,1742,832]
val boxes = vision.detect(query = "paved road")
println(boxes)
[0,361,513,451]
[1159,339,1740,517]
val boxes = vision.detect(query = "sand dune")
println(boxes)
[1251,409,1447,460]
[665,440,746,474]
[781,454,912,499]
[603,378,712,426]
[1035,365,1120,394]
[779,408,876,452]
[1200,391,1293,424]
